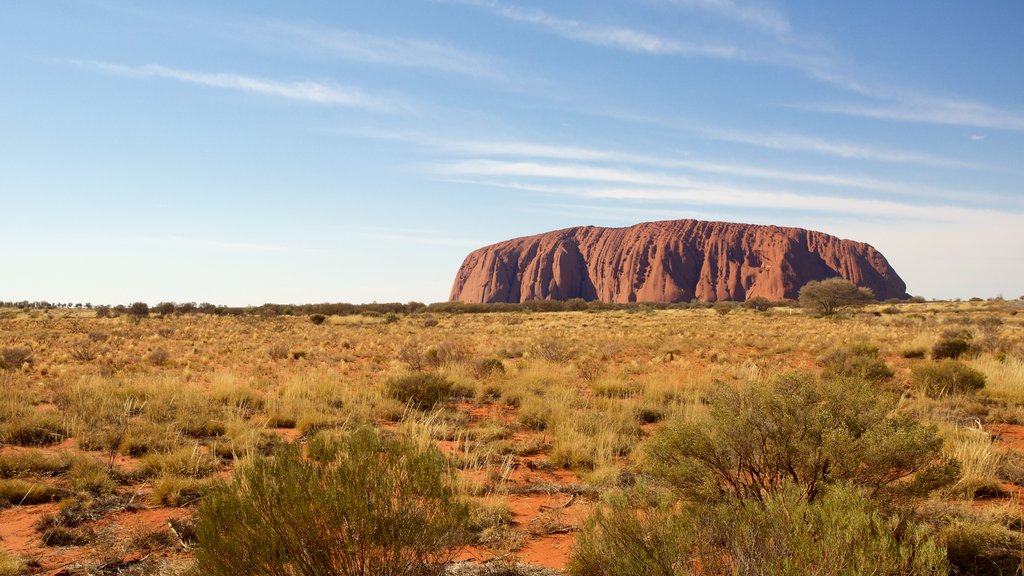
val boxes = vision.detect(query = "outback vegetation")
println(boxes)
[0,296,1022,575]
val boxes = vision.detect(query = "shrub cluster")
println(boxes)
[912,361,986,397]
[571,373,959,576]
[195,427,467,576]
[817,342,894,383]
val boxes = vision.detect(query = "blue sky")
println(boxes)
[1,0,1021,305]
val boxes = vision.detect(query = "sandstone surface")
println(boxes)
[449,220,907,303]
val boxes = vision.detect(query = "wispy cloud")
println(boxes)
[819,97,1024,133]
[703,128,979,168]
[436,160,1015,224]
[419,136,986,202]
[447,0,737,57]
[666,0,791,37]
[259,21,505,80]
[72,60,399,110]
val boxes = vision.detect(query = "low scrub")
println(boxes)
[818,342,894,383]
[912,361,986,397]
[571,483,949,576]
[644,373,958,503]
[386,372,466,409]
[0,479,64,506]
[195,427,468,576]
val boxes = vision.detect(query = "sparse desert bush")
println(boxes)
[912,361,986,397]
[40,525,93,546]
[309,313,327,325]
[570,483,949,576]
[387,372,465,409]
[817,342,894,383]
[0,347,32,371]
[743,296,772,312]
[943,521,1023,575]
[644,372,958,503]
[473,357,506,378]
[902,347,928,359]
[147,346,170,365]
[933,334,971,360]
[194,427,468,576]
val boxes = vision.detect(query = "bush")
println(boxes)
[912,361,986,397]
[818,342,894,383]
[743,296,772,312]
[0,410,68,446]
[798,278,874,316]
[128,302,149,318]
[644,372,957,503]
[0,348,32,371]
[472,358,505,379]
[570,483,949,576]
[932,335,971,360]
[309,314,327,325]
[943,522,1023,575]
[195,427,468,576]
[386,372,463,409]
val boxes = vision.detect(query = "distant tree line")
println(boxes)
[0,290,939,319]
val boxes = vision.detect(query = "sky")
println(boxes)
[1,0,1022,305]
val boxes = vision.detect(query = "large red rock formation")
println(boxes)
[449,220,907,303]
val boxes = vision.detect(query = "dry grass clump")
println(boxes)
[0,549,27,576]
[0,449,71,478]
[138,446,221,478]
[0,478,64,505]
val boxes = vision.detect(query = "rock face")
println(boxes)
[449,220,907,303]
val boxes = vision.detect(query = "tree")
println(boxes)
[798,278,874,316]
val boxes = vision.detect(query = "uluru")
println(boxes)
[449,220,908,303]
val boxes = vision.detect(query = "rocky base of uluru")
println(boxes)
[450,220,907,303]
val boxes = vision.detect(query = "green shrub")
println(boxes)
[743,296,772,312]
[818,342,894,383]
[912,361,986,397]
[644,373,957,503]
[386,372,463,409]
[932,336,971,360]
[195,427,468,576]
[570,483,949,576]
